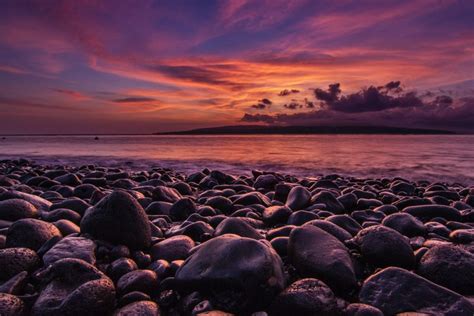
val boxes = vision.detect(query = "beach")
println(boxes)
[0,158,473,315]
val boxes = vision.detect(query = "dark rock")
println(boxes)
[114,301,160,316]
[311,191,345,214]
[117,291,150,307]
[352,210,385,223]
[288,225,357,294]
[73,184,99,199]
[169,198,197,221]
[337,193,358,211]
[174,234,285,313]
[0,271,28,295]
[403,205,461,221]
[43,236,96,265]
[32,258,115,316]
[285,186,311,210]
[382,212,426,237]
[270,236,288,257]
[152,186,182,203]
[54,173,81,186]
[0,247,39,280]
[352,225,415,269]
[0,199,38,221]
[214,217,263,239]
[0,190,51,212]
[326,214,362,236]
[50,198,91,216]
[263,205,292,226]
[345,303,383,316]
[107,258,138,282]
[6,219,62,251]
[287,210,319,226]
[417,244,474,295]
[268,278,340,316]
[359,267,474,315]
[450,228,474,243]
[304,219,352,242]
[254,174,278,190]
[233,192,271,207]
[150,235,195,262]
[205,196,234,214]
[42,208,81,224]
[80,190,151,249]
[53,219,80,236]
[166,221,214,242]
[117,269,158,295]
[145,201,172,216]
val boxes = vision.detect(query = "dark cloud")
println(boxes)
[315,82,423,113]
[284,102,303,110]
[278,89,300,96]
[251,103,268,110]
[113,97,156,103]
[241,113,275,123]
[259,98,272,105]
[314,83,341,103]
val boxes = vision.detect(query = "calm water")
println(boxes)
[1,135,473,184]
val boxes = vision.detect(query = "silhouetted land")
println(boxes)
[157,125,455,135]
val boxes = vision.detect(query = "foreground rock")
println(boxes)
[288,225,357,294]
[173,234,285,313]
[6,219,62,251]
[359,267,474,315]
[81,190,151,249]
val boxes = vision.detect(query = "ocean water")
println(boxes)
[0,135,473,184]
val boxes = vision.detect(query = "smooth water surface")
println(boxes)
[1,135,473,184]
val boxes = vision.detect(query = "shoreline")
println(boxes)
[0,159,474,314]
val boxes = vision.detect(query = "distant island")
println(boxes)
[156,125,456,135]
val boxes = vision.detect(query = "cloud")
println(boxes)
[112,97,157,103]
[259,98,272,105]
[251,103,268,110]
[284,102,303,110]
[53,89,87,100]
[278,89,300,96]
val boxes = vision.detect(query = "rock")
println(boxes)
[150,235,195,262]
[73,183,99,199]
[114,301,160,316]
[166,221,214,242]
[403,205,461,221]
[288,225,357,294]
[0,199,38,221]
[311,191,345,214]
[326,214,362,236]
[81,190,151,249]
[54,173,81,186]
[6,219,62,251]
[352,225,415,269]
[0,247,40,280]
[107,258,138,282]
[0,190,51,212]
[267,278,340,316]
[32,258,115,316]
[304,219,352,242]
[233,192,271,207]
[285,186,311,210]
[117,270,158,295]
[174,234,285,313]
[54,219,80,236]
[117,291,150,307]
[43,236,96,265]
[42,208,81,224]
[214,217,263,239]
[450,229,474,243]
[205,196,234,214]
[152,186,182,203]
[382,212,426,237]
[270,236,288,257]
[345,303,383,315]
[0,271,29,294]
[417,244,474,295]
[263,206,292,226]
[169,198,197,221]
[390,181,416,195]
[359,267,474,315]
[0,293,25,316]
[287,210,319,226]
[254,174,278,190]
[146,201,172,216]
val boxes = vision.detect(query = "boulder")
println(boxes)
[6,219,62,251]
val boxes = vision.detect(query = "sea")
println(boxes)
[1,135,473,184]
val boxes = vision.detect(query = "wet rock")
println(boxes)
[352,225,415,269]
[288,225,357,294]
[174,234,285,313]
[285,186,311,210]
[254,174,278,191]
[81,190,151,249]
[43,236,96,265]
[214,217,263,239]
[166,221,214,242]
[359,267,474,315]
[152,186,182,203]
[311,191,345,214]
[0,247,40,280]
[0,190,51,212]
[54,173,81,186]
[107,258,138,282]
[0,271,28,294]
[304,219,352,242]
[6,219,62,251]
[268,278,340,316]
[50,198,91,216]
[205,196,234,214]
[287,210,319,226]
[169,198,197,221]
[326,214,362,236]
[417,244,474,295]
[54,219,80,236]
[0,198,38,221]
[450,228,474,243]
[150,235,195,262]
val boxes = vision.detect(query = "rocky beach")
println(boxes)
[0,158,473,315]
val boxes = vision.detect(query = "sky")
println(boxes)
[0,0,473,134]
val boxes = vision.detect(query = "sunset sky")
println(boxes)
[0,0,473,134]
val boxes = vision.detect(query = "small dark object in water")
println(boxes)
[94,136,99,140]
